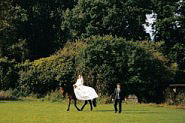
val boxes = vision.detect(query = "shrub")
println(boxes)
[167,43,185,84]
[18,41,87,96]
[164,87,185,105]
[18,36,173,103]
[45,89,63,102]
[0,57,19,90]
[0,89,18,100]
[76,36,173,103]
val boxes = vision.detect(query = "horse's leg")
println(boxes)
[89,100,93,111]
[81,100,88,111]
[92,99,97,107]
[67,98,71,111]
[74,99,81,111]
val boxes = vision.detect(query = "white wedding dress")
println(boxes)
[74,76,98,100]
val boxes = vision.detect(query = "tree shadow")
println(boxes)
[96,109,160,114]
[123,110,159,114]
[96,110,115,112]
[0,98,23,102]
[0,101,6,103]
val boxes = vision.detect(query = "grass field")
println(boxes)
[0,100,184,123]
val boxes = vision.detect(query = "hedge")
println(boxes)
[16,36,174,103]
[0,57,19,90]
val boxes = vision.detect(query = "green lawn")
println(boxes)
[0,100,184,123]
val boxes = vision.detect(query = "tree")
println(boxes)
[168,43,185,84]
[12,0,76,61]
[18,41,86,96]
[0,0,28,62]
[151,0,185,85]
[62,0,152,41]
[0,0,76,62]
[153,0,185,46]
[0,57,18,90]
[76,36,173,102]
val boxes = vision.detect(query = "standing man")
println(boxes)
[112,83,124,113]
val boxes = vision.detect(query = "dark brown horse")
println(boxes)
[61,83,96,111]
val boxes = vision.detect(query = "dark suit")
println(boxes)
[113,88,124,113]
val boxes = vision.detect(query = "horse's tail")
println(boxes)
[92,99,97,107]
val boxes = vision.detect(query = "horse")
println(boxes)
[61,83,97,111]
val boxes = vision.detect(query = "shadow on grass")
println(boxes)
[96,109,160,114]
[123,111,160,114]
[0,96,23,102]
[0,101,6,103]
[96,110,114,112]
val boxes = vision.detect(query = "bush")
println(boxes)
[76,36,173,103]
[62,0,151,40]
[0,89,18,100]
[18,41,87,96]
[0,57,19,90]
[18,36,173,103]
[167,43,185,84]
[45,89,63,102]
[164,87,185,105]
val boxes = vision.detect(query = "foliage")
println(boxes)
[168,43,185,70]
[0,0,76,61]
[164,87,185,105]
[18,41,87,96]
[76,36,173,103]
[16,35,174,102]
[62,0,152,41]
[44,89,63,102]
[0,89,18,100]
[1,0,184,104]
[167,43,185,84]
[1,0,184,84]
[0,57,19,90]
[0,35,175,103]
[0,0,28,62]
[153,0,185,46]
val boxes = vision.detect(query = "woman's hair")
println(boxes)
[117,83,121,86]
[78,75,81,79]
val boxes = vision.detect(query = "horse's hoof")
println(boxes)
[67,109,69,111]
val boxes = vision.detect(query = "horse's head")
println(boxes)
[60,82,74,98]
[61,83,68,98]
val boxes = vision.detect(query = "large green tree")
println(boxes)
[153,0,185,46]
[62,0,152,41]
[0,0,76,62]
[0,0,28,61]
[13,0,76,60]
[152,0,185,84]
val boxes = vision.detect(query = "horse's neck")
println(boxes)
[67,87,76,99]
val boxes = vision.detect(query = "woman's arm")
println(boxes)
[81,76,84,85]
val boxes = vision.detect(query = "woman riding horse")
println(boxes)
[61,75,98,111]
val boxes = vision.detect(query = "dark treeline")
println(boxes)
[0,0,185,102]
[1,0,184,61]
